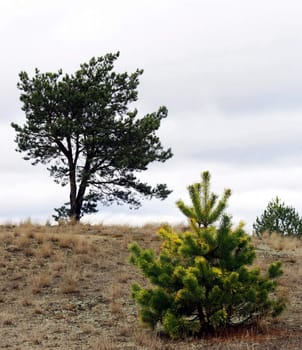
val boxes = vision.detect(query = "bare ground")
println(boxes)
[0,222,301,349]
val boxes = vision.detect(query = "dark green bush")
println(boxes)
[129,171,285,338]
[253,196,302,237]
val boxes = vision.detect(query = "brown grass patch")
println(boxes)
[110,283,123,300]
[14,234,30,249]
[31,232,45,244]
[134,329,165,349]
[0,222,301,349]
[31,273,52,294]
[57,234,77,249]
[1,312,15,326]
[110,300,122,315]
[36,242,53,259]
[33,304,43,315]
[20,296,33,307]
[73,238,90,254]
[93,337,117,350]
[252,231,302,251]
[60,272,79,294]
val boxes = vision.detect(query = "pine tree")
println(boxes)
[253,196,302,237]
[176,171,231,230]
[129,171,285,338]
[11,53,172,222]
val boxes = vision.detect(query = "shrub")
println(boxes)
[253,196,302,238]
[129,171,285,338]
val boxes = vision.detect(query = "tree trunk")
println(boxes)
[69,156,91,222]
[74,191,85,221]
[69,161,78,222]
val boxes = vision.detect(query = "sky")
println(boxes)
[1,0,302,232]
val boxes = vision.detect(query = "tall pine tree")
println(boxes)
[12,53,172,222]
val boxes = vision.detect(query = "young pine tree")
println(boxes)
[253,196,302,238]
[129,171,285,338]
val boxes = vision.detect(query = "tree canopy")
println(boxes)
[12,52,173,221]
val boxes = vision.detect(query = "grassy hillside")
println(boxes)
[0,222,301,349]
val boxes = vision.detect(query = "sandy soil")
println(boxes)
[0,223,301,349]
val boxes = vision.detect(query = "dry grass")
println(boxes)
[20,296,33,307]
[14,234,30,249]
[93,338,117,350]
[36,241,53,258]
[73,238,90,254]
[134,329,166,349]
[252,231,302,251]
[0,222,301,349]
[110,283,123,300]
[1,312,15,326]
[59,272,79,294]
[31,273,52,294]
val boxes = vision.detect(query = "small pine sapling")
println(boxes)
[129,171,286,338]
[253,196,302,237]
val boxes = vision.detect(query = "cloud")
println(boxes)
[0,175,68,222]
[1,1,302,231]
[160,106,302,165]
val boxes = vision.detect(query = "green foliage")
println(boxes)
[253,196,302,237]
[11,52,173,221]
[176,171,231,230]
[130,171,285,338]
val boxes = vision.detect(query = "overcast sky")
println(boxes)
[1,0,302,232]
